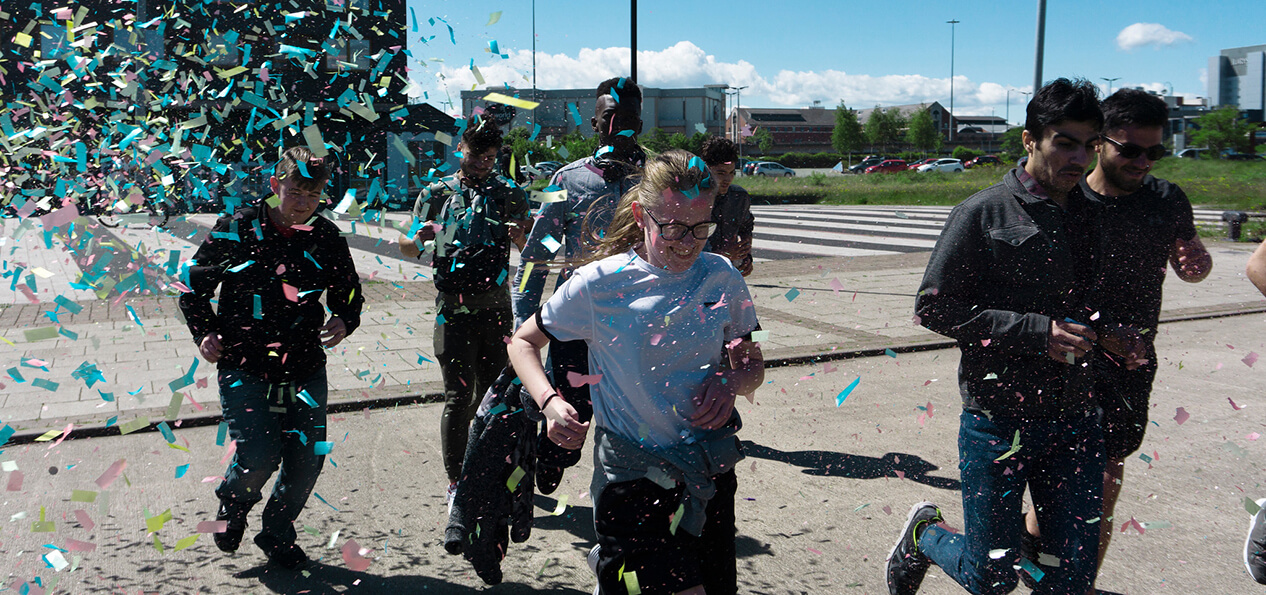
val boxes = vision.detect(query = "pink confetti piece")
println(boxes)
[73,510,94,531]
[1173,407,1190,425]
[980,339,992,347]
[651,333,664,346]
[282,283,300,302]
[184,392,205,411]
[926,401,935,418]
[341,539,372,571]
[5,471,22,492]
[65,539,96,552]
[823,362,838,374]
[48,423,73,449]
[219,441,237,465]
[196,377,208,388]
[829,277,845,295]
[201,476,224,483]
[1120,517,1145,535]
[197,520,228,533]
[95,459,127,489]
[1243,352,1259,367]
[807,547,823,555]
[566,372,602,387]
[1248,432,1261,441]
[882,505,893,516]
[1229,397,1246,411]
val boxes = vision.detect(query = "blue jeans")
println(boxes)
[920,409,1104,595]
[216,368,328,545]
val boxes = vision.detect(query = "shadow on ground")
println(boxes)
[238,560,589,594]
[741,441,961,490]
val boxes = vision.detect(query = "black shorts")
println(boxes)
[594,470,737,595]
[1096,355,1158,460]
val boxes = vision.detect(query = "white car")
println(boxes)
[916,158,964,173]
[753,162,796,177]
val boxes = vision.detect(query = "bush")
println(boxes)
[807,172,828,186]
[763,152,845,168]
[952,146,982,162]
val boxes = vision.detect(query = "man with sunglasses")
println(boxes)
[1018,88,1212,586]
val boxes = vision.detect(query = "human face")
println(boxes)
[633,191,715,273]
[709,161,736,195]
[1095,124,1164,195]
[459,142,499,181]
[268,174,325,228]
[1022,120,1099,200]
[592,95,643,150]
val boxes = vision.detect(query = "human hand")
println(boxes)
[1098,326,1148,371]
[1173,239,1211,281]
[199,333,223,363]
[690,372,738,429]
[543,393,590,450]
[1048,320,1097,364]
[414,223,438,243]
[319,317,348,347]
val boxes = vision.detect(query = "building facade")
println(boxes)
[460,85,727,140]
[1210,44,1266,122]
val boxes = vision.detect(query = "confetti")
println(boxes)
[341,539,373,571]
[835,377,860,406]
[1173,407,1190,425]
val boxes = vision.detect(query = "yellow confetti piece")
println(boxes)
[167,442,190,453]
[30,267,54,279]
[551,495,569,516]
[506,466,526,492]
[483,92,540,110]
[31,507,55,533]
[471,65,485,85]
[33,429,63,442]
[117,417,150,436]
[530,189,567,203]
[994,430,1022,461]
[668,502,684,535]
[434,131,453,146]
[302,124,328,157]
[153,534,164,554]
[216,66,248,79]
[486,11,502,25]
[145,509,173,533]
[23,327,59,342]
[173,534,199,551]
[70,490,97,503]
[14,32,32,47]
[625,570,641,594]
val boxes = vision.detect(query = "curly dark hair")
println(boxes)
[461,117,504,155]
[1024,78,1103,142]
[700,136,739,166]
[1101,88,1169,133]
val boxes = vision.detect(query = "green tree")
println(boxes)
[1191,105,1254,155]
[752,127,774,154]
[865,106,901,153]
[642,127,671,153]
[905,106,940,154]
[832,101,865,163]
[668,132,692,152]
[999,127,1024,161]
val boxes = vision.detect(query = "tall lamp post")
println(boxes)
[725,85,748,167]
[947,19,960,143]
[1101,77,1120,96]
[1006,88,1032,126]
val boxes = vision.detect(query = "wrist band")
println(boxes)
[541,392,559,409]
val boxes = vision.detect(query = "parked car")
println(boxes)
[864,159,909,174]
[848,156,886,174]
[906,158,939,170]
[752,162,796,177]
[1224,153,1264,161]
[917,158,965,173]
[1175,148,1208,159]
[743,161,767,175]
[963,155,1003,169]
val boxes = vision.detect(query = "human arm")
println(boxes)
[1170,234,1212,282]
[507,315,590,449]
[691,337,764,430]
[324,233,364,339]
[397,185,441,259]
[179,215,234,362]
[510,198,567,325]
[1247,240,1266,297]
[505,182,533,251]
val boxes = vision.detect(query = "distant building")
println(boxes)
[1209,44,1266,122]
[460,85,727,139]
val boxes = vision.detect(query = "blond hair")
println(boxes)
[581,149,715,264]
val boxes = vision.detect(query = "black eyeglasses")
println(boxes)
[1100,135,1166,161]
[644,210,715,241]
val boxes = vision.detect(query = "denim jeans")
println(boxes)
[216,368,328,545]
[919,409,1105,595]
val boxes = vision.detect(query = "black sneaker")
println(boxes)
[213,499,250,553]
[886,502,942,595]
[255,533,309,570]
[1246,497,1266,584]
[537,464,564,495]
[1017,528,1042,589]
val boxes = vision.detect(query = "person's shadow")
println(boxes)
[740,441,961,490]
[238,559,590,594]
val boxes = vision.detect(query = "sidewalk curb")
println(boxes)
[13,304,1264,448]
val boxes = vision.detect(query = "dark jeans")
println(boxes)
[216,368,328,546]
[595,470,737,595]
[920,409,1105,595]
[436,306,511,482]
[536,338,595,469]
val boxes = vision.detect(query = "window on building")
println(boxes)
[40,25,72,60]
[325,38,372,71]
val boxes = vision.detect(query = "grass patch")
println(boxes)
[740,160,1266,209]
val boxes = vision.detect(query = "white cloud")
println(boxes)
[1116,23,1194,51]
[416,41,1014,114]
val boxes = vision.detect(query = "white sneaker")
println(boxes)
[446,482,457,516]
[588,544,602,595]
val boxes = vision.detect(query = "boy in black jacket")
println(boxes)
[180,147,363,569]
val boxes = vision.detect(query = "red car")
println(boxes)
[906,158,939,170]
[864,159,909,174]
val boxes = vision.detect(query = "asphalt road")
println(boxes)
[0,314,1261,594]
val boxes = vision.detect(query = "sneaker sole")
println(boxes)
[1245,497,1266,582]
[888,501,936,564]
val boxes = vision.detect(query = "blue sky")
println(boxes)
[403,0,1261,124]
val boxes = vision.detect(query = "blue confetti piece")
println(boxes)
[314,441,333,455]
[529,123,541,141]
[125,305,143,326]
[98,390,115,402]
[175,464,189,479]
[785,288,801,302]
[1017,557,1045,583]
[417,353,434,364]
[297,390,319,408]
[409,7,419,31]
[157,421,175,443]
[227,260,255,273]
[885,348,897,358]
[53,295,81,314]
[313,492,339,511]
[0,425,14,446]
[835,377,861,407]
[32,378,59,392]
[489,40,500,55]
[216,421,228,446]
[568,102,582,126]
[253,295,262,319]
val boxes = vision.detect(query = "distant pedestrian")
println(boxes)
[700,136,755,276]
[180,146,364,569]
[507,150,763,595]
[887,78,1145,595]
[397,120,531,509]
[1018,87,1212,587]
[511,76,646,495]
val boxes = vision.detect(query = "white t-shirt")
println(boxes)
[538,249,759,450]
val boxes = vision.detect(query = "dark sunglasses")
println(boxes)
[1100,135,1166,161]
[644,210,715,241]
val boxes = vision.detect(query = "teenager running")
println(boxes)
[508,150,764,595]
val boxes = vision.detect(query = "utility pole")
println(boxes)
[630,0,637,83]
[947,20,959,143]
[1033,0,1046,92]
[1101,77,1120,95]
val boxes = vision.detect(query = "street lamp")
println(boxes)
[1006,88,1032,126]
[725,85,748,166]
[947,19,959,143]
[1101,77,1120,96]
